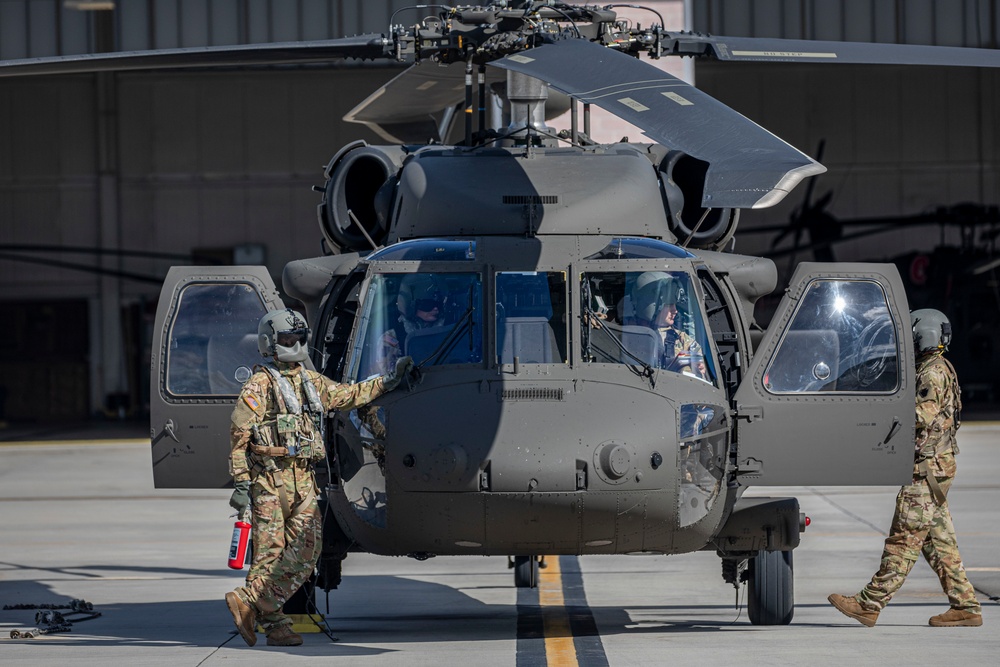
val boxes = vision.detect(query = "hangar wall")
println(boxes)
[689,1,999,264]
[693,0,996,46]
[0,64,400,421]
[0,0,418,56]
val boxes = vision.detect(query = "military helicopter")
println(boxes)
[5,2,1000,627]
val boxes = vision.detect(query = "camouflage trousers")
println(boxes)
[233,462,321,630]
[856,473,980,613]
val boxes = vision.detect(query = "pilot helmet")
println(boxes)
[258,308,310,363]
[398,273,448,319]
[911,308,952,357]
[631,272,680,324]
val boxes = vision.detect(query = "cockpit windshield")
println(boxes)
[350,271,484,380]
[581,270,716,384]
[495,271,568,364]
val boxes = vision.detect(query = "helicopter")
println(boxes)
[4,2,1000,627]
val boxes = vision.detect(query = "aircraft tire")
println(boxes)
[513,555,538,588]
[747,549,794,625]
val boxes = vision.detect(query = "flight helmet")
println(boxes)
[631,272,680,324]
[258,308,310,363]
[911,308,952,356]
[398,274,448,319]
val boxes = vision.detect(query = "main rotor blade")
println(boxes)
[694,34,1000,68]
[344,62,507,143]
[490,39,825,209]
[0,35,389,78]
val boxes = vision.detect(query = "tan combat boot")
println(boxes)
[225,591,257,646]
[266,625,304,646]
[929,608,983,627]
[828,593,879,627]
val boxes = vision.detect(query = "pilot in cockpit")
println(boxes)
[377,273,449,372]
[625,271,704,377]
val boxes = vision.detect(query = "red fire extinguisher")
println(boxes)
[228,509,251,570]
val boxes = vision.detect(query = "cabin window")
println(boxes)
[166,282,268,396]
[495,271,568,364]
[763,279,899,394]
[351,271,483,379]
[580,270,716,384]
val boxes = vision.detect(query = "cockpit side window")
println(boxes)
[495,272,567,364]
[581,271,716,384]
[763,279,899,394]
[350,271,483,380]
[166,283,268,396]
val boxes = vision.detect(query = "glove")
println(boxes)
[229,479,251,514]
[382,355,414,392]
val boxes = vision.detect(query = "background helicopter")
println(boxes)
[3,2,1000,627]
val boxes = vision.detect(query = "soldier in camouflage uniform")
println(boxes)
[225,308,413,647]
[829,309,982,628]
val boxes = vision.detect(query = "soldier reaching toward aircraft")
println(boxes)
[828,309,982,628]
[225,308,412,646]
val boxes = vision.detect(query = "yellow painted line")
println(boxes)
[539,557,577,667]
[966,567,1000,572]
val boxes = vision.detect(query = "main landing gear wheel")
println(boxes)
[748,549,794,625]
[513,555,539,588]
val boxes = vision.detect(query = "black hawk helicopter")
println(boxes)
[5,2,1000,626]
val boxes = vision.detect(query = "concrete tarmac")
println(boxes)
[1,423,997,666]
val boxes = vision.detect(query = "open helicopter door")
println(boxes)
[150,266,284,488]
[733,263,915,486]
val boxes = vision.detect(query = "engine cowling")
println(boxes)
[317,141,407,253]
[659,150,740,251]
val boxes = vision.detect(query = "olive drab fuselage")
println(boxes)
[293,236,915,560]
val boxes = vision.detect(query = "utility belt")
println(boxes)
[915,447,954,506]
[248,453,311,474]
[248,442,307,459]
[251,416,324,458]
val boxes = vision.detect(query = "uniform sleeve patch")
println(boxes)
[244,394,260,411]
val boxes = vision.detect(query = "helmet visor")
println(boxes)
[415,298,443,312]
[276,329,308,347]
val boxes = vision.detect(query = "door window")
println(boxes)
[495,272,567,364]
[165,282,268,396]
[581,270,715,383]
[763,279,899,393]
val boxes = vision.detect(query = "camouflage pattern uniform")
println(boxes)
[660,326,707,378]
[854,351,981,615]
[659,325,692,360]
[229,361,386,632]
